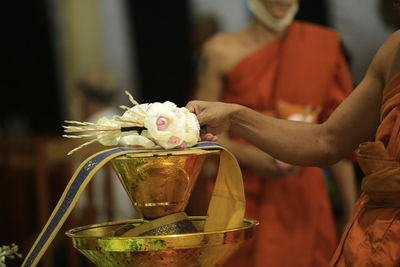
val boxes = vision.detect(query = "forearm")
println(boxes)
[190,77,379,165]
[329,159,357,216]
[229,105,339,167]
[217,134,284,177]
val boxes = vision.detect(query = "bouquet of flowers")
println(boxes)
[63,91,200,155]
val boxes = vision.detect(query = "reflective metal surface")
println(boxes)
[111,149,218,219]
[66,217,259,267]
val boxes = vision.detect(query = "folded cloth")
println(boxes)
[114,212,197,237]
[329,72,400,266]
[357,141,400,207]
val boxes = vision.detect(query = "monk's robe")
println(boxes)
[329,73,400,266]
[221,21,353,267]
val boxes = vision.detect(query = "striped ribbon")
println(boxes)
[22,142,244,267]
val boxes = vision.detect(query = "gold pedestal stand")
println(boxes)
[66,148,258,266]
[66,217,258,267]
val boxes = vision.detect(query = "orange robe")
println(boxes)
[329,73,400,266]
[222,22,353,267]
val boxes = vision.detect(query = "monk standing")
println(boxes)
[192,0,357,266]
[187,1,400,266]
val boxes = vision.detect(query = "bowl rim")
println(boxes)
[65,216,259,239]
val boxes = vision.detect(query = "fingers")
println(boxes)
[275,160,293,170]
[200,125,216,141]
[274,160,299,177]
[186,100,218,142]
[186,100,201,114]
[187,101,208,126]
[201,133,218,142]
[186,100,217,140]
[186,103,195,113]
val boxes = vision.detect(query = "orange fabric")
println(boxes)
[330,72,400,266]
[359,142,400,207]
[220,21,353,267]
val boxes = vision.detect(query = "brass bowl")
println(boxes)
[111,149,218,219]
[66,216,259,267]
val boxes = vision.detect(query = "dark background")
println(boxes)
[0,1,330,266]
[0,0,329,135]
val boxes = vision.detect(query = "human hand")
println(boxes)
[274,159,299,177]
[250,155,299,178]
[255,156,299,178]
[186,100,240,141]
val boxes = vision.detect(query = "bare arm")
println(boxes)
[193,37,224,101]
[227,70,381,167]
[329,159,358,233]
[187,31,392,167]
[190,74,380,167]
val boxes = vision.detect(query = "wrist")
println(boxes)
[229,103,243,126]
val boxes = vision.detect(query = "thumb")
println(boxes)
[186,101,196,113]
[196,112,207,126]
[186,100,204,115]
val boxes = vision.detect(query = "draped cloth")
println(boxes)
[221,21,353,267]
[330,72,400,266]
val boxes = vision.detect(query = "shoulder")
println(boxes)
[201,32,241,58]
[380,29,400,51]
[379,30,400,84]
[362,30,400,88]
[200,31,248,74]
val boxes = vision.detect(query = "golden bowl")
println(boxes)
[111,149,218,219]
[66,216,259,267]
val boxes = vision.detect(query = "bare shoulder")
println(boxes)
[382,30,400,84]
[364,30,400,86]
[201,32,241,58]
[384,29,400,44]
[379,29,400,59]
[200,31,246,74]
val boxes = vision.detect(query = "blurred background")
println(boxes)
[0,0,397,266]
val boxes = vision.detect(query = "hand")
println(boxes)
[186,100,240,140]
[253,155,299,178]
[274,159,300,177]
[251,155,299,178]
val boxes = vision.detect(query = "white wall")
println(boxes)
[190,0,394,85]
[98,0,140,103]
[190,0,251,32]
[328,0,393,84]
[48,0,140,117]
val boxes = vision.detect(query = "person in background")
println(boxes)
[192,0,357,266]
[187,2,400,266]
[380,0,400,30]
[187,12,221,104]
[190,12,220,60]
[72,67,139,224]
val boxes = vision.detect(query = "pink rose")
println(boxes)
[168,136,180,145]
[156,116,168,131]
[172,108,181,118]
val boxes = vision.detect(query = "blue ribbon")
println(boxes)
[22,142,219,266]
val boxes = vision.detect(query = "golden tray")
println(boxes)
[66,216,259,267]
